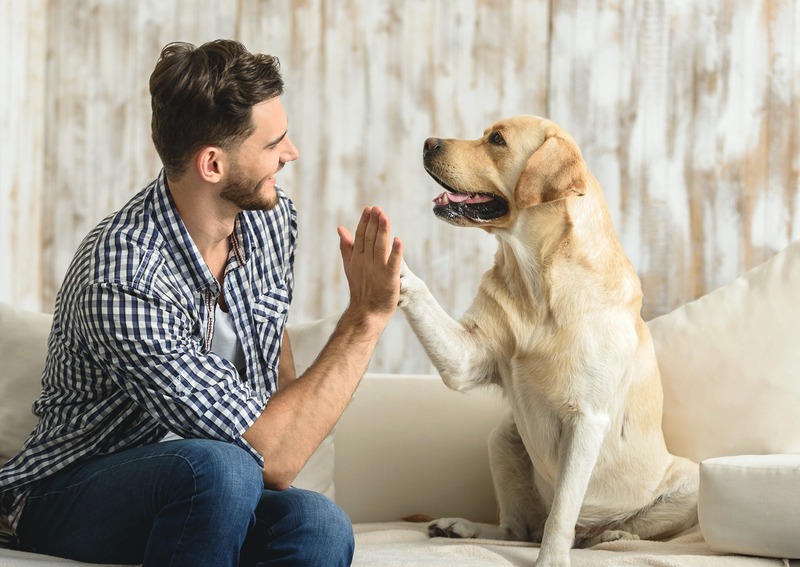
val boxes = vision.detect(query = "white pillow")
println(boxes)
[286,314,341,500]
[648,239,800,462]
[285,313,340,376]
[699,454,800,558]
[0,303,52,467]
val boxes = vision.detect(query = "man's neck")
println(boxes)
[167,173,239,283]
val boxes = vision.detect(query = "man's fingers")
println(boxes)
[346,206,401,275]
[372,208,393,263]
[338,226,354,265]
[363,207,381,259]
[387,237,404,277]
[353,207,372,255]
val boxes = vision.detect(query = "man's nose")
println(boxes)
[282,136,300,162]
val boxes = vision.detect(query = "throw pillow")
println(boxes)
[699,454,800,558]
[286,314,341,499]
[648,239,800,462]
[0,303,52,467]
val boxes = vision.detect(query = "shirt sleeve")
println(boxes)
[76,281,267,461]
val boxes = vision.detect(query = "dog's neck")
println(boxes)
[492,180,633,302]
[491,209,565,301]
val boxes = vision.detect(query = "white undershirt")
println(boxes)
[161,304,245,442]
[210,305,246,373]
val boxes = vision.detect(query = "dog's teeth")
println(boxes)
[433,192,450,206]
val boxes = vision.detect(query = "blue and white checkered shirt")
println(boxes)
[0,171,297,527]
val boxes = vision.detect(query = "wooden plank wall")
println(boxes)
[0,0,46,309]
[2,0,798,374]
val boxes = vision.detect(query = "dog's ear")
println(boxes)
[514,129,587,208]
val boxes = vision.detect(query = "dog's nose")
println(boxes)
[423,137,443,158]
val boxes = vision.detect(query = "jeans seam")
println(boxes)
[254,517,277,555]
[166,457,198,567]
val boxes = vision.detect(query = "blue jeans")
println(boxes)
[15,439,354,566]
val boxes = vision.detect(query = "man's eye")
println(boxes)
[489,132,505,146]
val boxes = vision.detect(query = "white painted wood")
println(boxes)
[0,0,46,311]
[1,0,797,373]
[549,0,799,319]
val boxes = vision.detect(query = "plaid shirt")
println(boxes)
[0,171,297,527]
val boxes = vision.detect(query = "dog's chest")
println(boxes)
[494,330,619,480]
[503,382,562,485]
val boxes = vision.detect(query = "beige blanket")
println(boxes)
[353,522,793,567]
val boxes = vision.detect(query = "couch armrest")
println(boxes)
[0,302,52,466]
[333,373,506,524]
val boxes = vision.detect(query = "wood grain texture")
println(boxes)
[549,0,800,318]
[1,0,798,373]
[1,0,46,310]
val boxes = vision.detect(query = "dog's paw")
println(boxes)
[398,260,423,307]
[587,529,640,546]
[427,517,480,539]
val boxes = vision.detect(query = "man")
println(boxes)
[0,39,402,566]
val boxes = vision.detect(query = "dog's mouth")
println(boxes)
[426,171,509,223]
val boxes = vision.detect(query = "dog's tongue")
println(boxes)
[433,191,493,205]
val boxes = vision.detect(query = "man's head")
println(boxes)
[149,39,284,181]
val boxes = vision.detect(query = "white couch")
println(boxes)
[2,239,800,566]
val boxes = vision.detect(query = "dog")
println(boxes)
[398,115,698,567]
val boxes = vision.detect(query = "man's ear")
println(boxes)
[514,131,587,208]
[194,146,225,183]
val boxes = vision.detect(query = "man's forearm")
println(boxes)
[243,306,387,489]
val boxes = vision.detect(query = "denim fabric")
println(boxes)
[15,440,353,566]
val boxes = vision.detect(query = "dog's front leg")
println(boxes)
[537,412,609,567]
[399,261,493,390]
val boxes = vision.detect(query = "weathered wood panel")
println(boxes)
[41,0,240,305]
[1,0,798,373]
[238,0,551,372]
[0,0,46,310]
[549,0,800,318]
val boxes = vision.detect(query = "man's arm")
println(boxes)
[244,206,402,489]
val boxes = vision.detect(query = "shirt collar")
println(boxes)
[230,214,248,266]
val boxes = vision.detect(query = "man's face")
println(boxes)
[220,97,299,211]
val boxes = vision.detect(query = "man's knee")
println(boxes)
[162,439,263,515]
[308,492,354,563]
[257,488,354,565]
[294,489,353,536]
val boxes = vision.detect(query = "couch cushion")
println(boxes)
[699,454,800,558]
[334,373,507,524]
[0,303,52,467]
[648,240,800,462]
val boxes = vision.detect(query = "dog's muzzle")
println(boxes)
[423,138,508,223]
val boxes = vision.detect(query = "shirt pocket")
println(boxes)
[251,286,291,371]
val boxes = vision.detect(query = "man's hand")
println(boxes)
[337,206,403,325]
[246,206,403,490]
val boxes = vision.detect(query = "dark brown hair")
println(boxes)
[149,39,283,179]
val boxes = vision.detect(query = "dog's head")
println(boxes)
[423,115,587,229]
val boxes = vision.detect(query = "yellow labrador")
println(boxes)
[399,116,698,567]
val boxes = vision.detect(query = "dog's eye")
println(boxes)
[489,132,506,146]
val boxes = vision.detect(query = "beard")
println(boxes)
[220,159,280,211]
